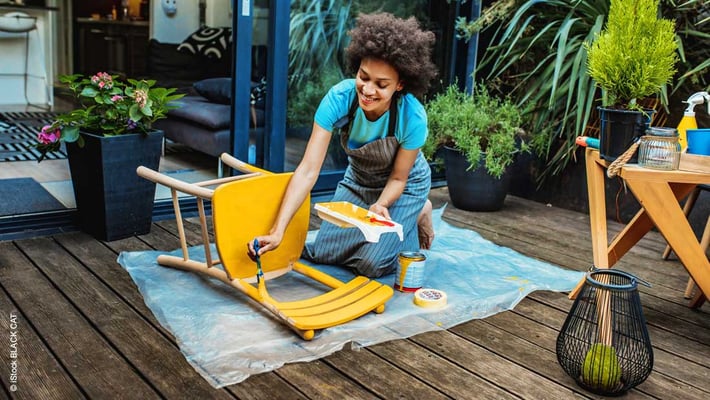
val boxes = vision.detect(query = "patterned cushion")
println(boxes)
[177,27,232,60]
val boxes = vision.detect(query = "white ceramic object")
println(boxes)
[0,12,36,33]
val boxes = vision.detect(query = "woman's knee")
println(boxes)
[353,252,398,278]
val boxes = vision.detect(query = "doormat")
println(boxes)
[0,178,66,216]
[117,206,585,388]
[0,111,65,161]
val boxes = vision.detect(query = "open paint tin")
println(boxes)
[394,251,426,292]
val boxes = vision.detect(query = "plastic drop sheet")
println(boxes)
[117,206,584,388]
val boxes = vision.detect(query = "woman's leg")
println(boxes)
[417,199,434,249]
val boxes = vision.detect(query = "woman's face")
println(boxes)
[355,57,403,120]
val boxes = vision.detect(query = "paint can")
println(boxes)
[394,251,426,292]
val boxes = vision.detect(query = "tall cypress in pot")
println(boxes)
[585,0,678,161]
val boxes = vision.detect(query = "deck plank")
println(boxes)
[456,309,709,400]
[1,188,708,399]
[496,302,710,400]
[14,237,236,400]
[0,241,159,399]
[274,360,377,399]
[0,284,85,400]
[411,329,583,399]
[323,345,450,400]
[521,294,710,371]
[450,318,602,399]
[367,339,516,399]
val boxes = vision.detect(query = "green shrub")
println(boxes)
[424,84,528,178]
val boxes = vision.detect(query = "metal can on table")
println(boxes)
[394,251,426,292]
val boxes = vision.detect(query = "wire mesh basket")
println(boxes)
[556,269,653,396]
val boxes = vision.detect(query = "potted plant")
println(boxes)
[585,0,678,161]
[35,72,184,241]
[423,83,529,211]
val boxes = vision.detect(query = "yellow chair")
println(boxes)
[136,153,393,340]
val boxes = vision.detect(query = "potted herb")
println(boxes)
[585,0,678,161]
[423,83,528,211]
[36,72,184,241]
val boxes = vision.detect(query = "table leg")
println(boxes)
[607,182,695,265]
[625,179,709,308]
[663,187,701,259]
[569,149,610,299]
[607,208,654,265]
[586,149,610,270]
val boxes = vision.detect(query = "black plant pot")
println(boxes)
[598,107,654,162]
[443,146,511,211]
[66,130,163,241]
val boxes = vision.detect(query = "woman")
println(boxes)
[248,12,438,278]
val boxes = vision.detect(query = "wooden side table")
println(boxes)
[571,148,709,308]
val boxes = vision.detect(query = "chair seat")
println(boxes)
[272,275,391,330]
[137,154,394,340]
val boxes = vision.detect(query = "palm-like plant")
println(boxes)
[287,0,429,127]
[288,0,429,91]
[459,0,609,180]
[456,0,708,183]
[669,0,710,91]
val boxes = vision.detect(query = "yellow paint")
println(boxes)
[315,201,404,242]
[317,201,391,227]
[213,173,309,280]
[397,258,410,291]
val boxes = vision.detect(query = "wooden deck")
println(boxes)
[1,187,708,399]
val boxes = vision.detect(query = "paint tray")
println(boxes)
[314,201,404,243]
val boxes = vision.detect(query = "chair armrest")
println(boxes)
[136,166,215,199]
[220,153,272,175]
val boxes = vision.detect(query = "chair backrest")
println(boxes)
[212,172,310,280]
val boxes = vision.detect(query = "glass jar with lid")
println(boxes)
[637,127,681,170]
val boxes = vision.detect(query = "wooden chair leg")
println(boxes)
[684,215,710,299]
[663,187,701,259]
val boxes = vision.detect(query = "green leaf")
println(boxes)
[61,125,80,143]
[81,87,99,98]
[129,104,142,121]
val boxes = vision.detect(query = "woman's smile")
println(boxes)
[356,57,402,120]
[359,93,378,107]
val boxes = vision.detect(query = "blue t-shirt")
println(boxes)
[314,79,428,150]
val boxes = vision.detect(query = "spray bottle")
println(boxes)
[677,91,710,151]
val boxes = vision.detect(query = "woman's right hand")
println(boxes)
[247,123,330,262]
[247,232,284,260]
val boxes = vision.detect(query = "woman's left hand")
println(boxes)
[369,203,391,220]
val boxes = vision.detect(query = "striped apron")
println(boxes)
[302,129,431,278]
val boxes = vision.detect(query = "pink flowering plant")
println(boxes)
[36,72,183,161]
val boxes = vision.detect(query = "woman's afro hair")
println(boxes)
[345,12,438,99]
